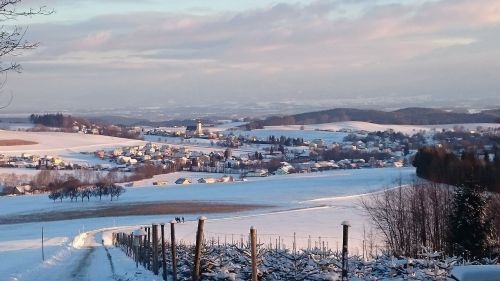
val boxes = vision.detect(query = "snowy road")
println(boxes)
[10,229,157,281]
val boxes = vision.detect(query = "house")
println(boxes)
[15,184,32,195]
[117,156,132,164]
[50,157,64,165]
[112,148,123,157]
[153,181,168,186]
[275,165,293,175]
[198,177,218,184]
[219,175,234,182]
[175,178,192,185]
[95,150,106,159]
[244,169,269,177]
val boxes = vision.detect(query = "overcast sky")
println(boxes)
[2,0,500,112]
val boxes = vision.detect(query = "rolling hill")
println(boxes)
[245,107,500,128]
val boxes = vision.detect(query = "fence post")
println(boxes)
[193,216,207,281]
[250,227,258,281]
[152,224,159,275]
[161,223,167,281]
[170,220,178,281]
[341,221,350,281]
[293,232,296,255]
[41,226,45,261]
[145,227,151,270]
[143,234,148,268]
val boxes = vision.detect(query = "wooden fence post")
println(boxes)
[192,216,207,281]
[143,234,148,268]
[293,232,296,255]
[152,224,159,275]
[250,226,258,281]
[161,223,167,281]
[341,221,350,281]
[170,220,178,281]
[41,226,45,261]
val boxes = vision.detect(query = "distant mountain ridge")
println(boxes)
[245,107,500,128]
[88,115,216,127]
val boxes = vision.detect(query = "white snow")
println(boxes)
[3,123,495,280]
[257,121,500,136]
[450,265,500,281]
[0,167,416,280]
[0,130,145,160]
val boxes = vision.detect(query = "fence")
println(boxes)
[113,217,400,281]
[113,218,491,280]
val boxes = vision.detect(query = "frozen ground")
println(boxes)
[0,167,415,280]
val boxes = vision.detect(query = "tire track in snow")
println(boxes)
[70,246,96,280]
[103,244,116,278]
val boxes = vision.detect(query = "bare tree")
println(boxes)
[0,0,52,73]
[361,180,453,257]
[0,0,52,108]
[109,184,125,201]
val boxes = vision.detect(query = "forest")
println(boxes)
[412,146,500,193]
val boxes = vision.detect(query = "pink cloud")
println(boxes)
[78,31,112,49]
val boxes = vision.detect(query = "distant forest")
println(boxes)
[28,113,142,139]
[29,113,85,128]
[412,146,500,193]
[245,107,500,129]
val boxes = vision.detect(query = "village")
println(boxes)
[2,120,498,196]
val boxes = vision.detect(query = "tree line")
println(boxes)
[30,113,65,127]
[247,135,306,147]
[362,180,499,260]
[363,146,500,260]
[412,146,500,193]
[48,177,125,202]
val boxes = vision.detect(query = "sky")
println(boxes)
[1,0,500,113]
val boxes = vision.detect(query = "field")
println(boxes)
[0,139,38,146]
[0,167,415,280]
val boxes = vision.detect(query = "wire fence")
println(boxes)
[112,220,403,281]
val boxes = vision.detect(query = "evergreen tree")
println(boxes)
[494,146,500,167]
[449,183,491,259]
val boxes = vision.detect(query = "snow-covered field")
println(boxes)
[233,128,349,143]
[0,167,415,280]
[0,130,145,157]
[255,121,500,136]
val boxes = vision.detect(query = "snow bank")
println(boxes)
[0,237,68,252]
[451,265,500,281]
[72,232,87,249]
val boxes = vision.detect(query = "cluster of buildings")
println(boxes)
[0,153,78,169]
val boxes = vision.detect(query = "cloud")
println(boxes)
[6,0,500,110]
